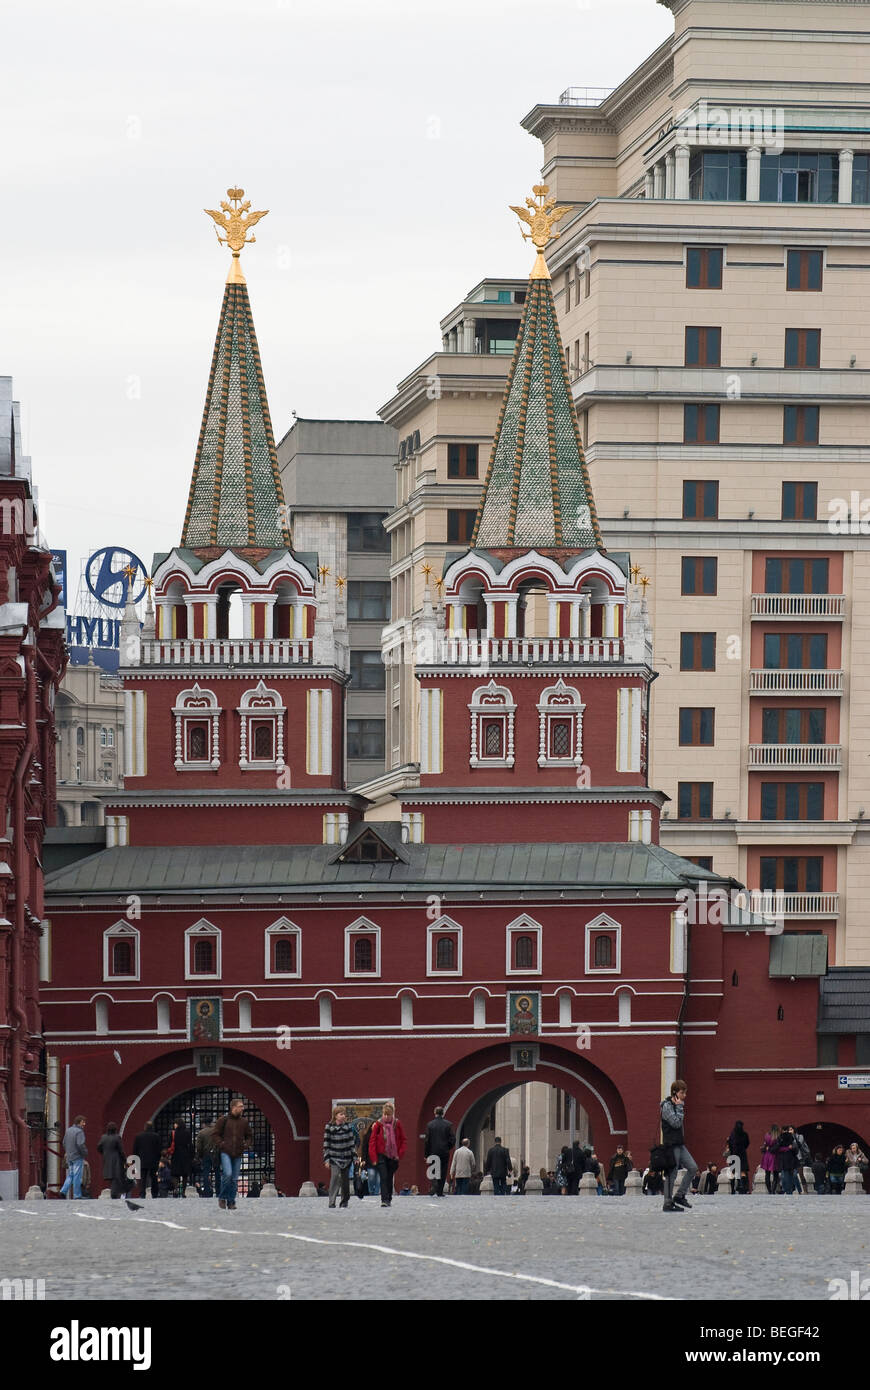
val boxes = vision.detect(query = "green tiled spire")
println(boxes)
[472,274,604,551]
[182,281,292,552]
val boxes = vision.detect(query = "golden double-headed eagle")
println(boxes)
[204,187,269,254]
[510,183,570,251]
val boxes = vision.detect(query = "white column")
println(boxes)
[580,594,591,639]
[504,595,519,639]
[462,319,476,353]
[158,602,173,640]
[653,161,665,199]
[746,145,761,201]
[662,1045,678,1096]
[547,598,559,638]
[644,170,654,199]
[603,598,618,638]
[241,596,254,638]
[665,152,675,200]
[569,601,581,639]
[674,144,690,199]
[839,148,854,204]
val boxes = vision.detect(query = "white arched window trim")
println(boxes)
[184,918,222,981]
[505,913,543,976]
[426,914,463,977]
[238,680,286,772]
[265,917,302,979]
[537,677,585,767]
[103,920,140,982]
[173,684,222,771]
[344,916,381,978]
[469,680,516,768]
[585,912,621,974]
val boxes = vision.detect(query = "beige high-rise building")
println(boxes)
[518,0,870,969]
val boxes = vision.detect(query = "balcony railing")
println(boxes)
[749,669,843,695]
[747,890,839,918]
[751,594,845,620]
[558,87,615,106]
[421,636,624,666]
[139,638,313,666]
[748,743,842,770]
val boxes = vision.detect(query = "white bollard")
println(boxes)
[479,1175,494,1194]
[24,1186,44,1200]
[752,1166,766,1194]
[844,1167,864,1197]
[259,1183,278,1198]
[98,1187,112,1200]
[579,1172,598,1196]
[624,1169,642,1197]
[298,1181,318,1198]
[717,1167,733,1194]
[524,1176,544,1194]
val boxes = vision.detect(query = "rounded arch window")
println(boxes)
[514,935,534,969]
[593,934,613,968]
[435,936,455,970]
[353,937,373,972]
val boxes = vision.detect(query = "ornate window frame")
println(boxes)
[505,913,542,976]
[238,680,286,772]
[173,684,221,771]
[585,912,621,975]
[344,916,381,978]
[103,921,140,982]
[469,680,516,769]
[265,917,302,979]
[537,677,585,768]
[426,914,463,977]
[185,918,222,981]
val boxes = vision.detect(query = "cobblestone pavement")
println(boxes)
[1,1195,868,1301]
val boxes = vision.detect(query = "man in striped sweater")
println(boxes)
[323,1106,357,1208]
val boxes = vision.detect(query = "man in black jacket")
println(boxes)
[424,1107,456,1197]
[132,1121,162,1199]
[660,1079,699,1213]
[484,1137,513,1195]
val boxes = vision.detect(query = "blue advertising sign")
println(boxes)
[85,547,147,609]
[50,549,67,607]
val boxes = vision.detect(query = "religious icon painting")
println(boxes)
[188,996,222,1043]
[511,1044,539,1072]
[507,990,540,1037]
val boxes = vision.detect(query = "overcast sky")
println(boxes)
[3,0,671,599]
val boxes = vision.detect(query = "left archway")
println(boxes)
[152,1085,274,1194]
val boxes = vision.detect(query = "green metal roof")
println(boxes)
[44,840,731,900]
[181,282,292,552]
[818,967,870,1032]
[769,932,828,979]
[472,275,603,551]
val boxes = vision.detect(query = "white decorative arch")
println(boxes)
[506,913,543,976]
[185,917,222,981]
[238,680,286,771]
[119,1062,304,1140]
[103,920,140,982]
[153,547,317,600]
[173,684,222,771]
[537,677,585,767]
[265,916,301,978]
[494,550,571,594]
[469,679,516,768]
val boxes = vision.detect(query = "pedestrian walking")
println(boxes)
[761,1125,780,1194]
[368,1102,407,1208]
[323,1105,356,1208]
[517,1161,530,1194]
[811,1153,827,1194]
[827,1145,847,1195]
[424,1106,456,1197]
[727,1121,750,1193]
[132,1121,162,1199]
[484,1136,513,1195]
[844,1141,868,1169]
[169,1120,194,1198]
[555,1145,571,1195]
[213,1097,253,1211]
[59,1115,87,1200]
[642,1167,664,1196]
[777,1126,798,1194]
[359,1117,380,1197]
[567,1138,585,1195]
[97,1122,140,1208]
[449,1137,475,1195]
[659,1079,699,1212]
[607,1145,632,1195]
[194,1118,219,1198]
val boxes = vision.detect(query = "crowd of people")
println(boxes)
[56,1091,869,1207]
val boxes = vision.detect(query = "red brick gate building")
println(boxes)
[40,195,870,1196]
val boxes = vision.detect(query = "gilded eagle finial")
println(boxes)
[509,183,571,280]
[204,186,269,285]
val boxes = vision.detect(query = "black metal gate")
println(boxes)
[152,1086,275,1194]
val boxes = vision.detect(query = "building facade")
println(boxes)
[54,660,125,826]
[0,379,66,1199]
[276,418,395,786]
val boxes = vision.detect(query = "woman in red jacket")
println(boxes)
[368,1102,407,1208]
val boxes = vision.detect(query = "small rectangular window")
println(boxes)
[783,406,819,446]
[347,719,385,760]
[684,404,720,444]
[781,482,817,521]
[347,512,390,552]
[347,581,390,621]
[686,248,723,289]
[681,557,718,596]
[677,782,713,819]
[679,708,715,746]
[447,509,478,545]
[760,782,824,820]
[349,650,386,690]
[786,249,823,291]
[447,444,479,478]
[682,480,719,520]
[784,328,821,368]
[685,326,722,367]
[680,632,716,671]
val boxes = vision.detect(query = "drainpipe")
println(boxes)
[675,909,690,1078]
[10,644,36,1194]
